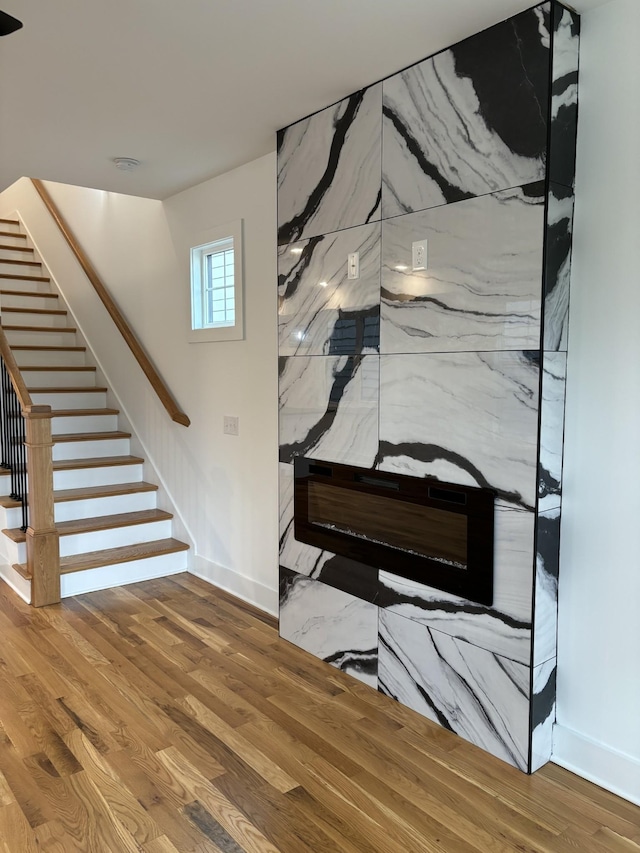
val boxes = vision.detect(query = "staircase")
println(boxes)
[0,216,189,602]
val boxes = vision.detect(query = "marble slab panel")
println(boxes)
[544,183,575,351]
[279,223,380,357]
[549,4,580,189]
[378,351,539,511]
[278,84,382,245]
[539,352,567,512]
[534,506,560,667]
[278,462,379,603]
[382,5,550,218]
[381,185,544,353]
[378,501,533,664]
[279,355,379,468]
[530,657,557,772]
[379,610,530,770]
[279,569,378,687]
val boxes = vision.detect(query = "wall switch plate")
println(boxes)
[223,415,239,436]
[412,239,428,271]
[347,252,360,279]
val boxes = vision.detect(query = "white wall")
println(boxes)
[556,0,640,804]
[0,154,279,613]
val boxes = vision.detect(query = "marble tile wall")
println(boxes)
[277,0,578,774]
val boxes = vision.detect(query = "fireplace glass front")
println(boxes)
[294,458,495,605]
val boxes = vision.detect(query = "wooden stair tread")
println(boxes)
[19,365,95,371]
[3,509,173,543]
[0,245,33,253]
[0,231,26,239]
[10,345,86,352]
[53,455,143,471]
[51,407,119,417]
[59,538,189,575]
[12,537,188,579]
[0,262,43,269]
[28,386,108,393]
[0,274,48,282]
[53,481,158,503]
[2,306,66,316]
[0,218,19,225]
[54,430,131,443]
[0,481,158,509]
[1,324,75,332]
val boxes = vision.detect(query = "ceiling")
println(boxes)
[0,0,606,200]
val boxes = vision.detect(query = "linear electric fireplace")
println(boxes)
[294,458,495,606]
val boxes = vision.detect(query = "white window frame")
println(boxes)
[189,219,244,343]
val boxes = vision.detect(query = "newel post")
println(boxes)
[23,404,60,606]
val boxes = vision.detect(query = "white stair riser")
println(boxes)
[0,276,52,293]
[1,293,59,311]
[53,438,130,461]
[13,349,86,367]
[10,519,173,563]
[60,554,187,598]
[4,329,77,347]
[31,390,107,409]
[60,519,173,557]
[2,310,67,328]
[52,414,118,434]
[20,369,96,388]
[0,222,22,234]
[53,490,158,523]
[0,263,44,278]
[0,234,29,248]
[53,463,143,490]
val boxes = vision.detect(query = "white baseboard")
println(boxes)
[0,563,31,604]
[190,555,278,618]
[552,723,640,806]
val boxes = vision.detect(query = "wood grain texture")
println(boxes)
[0,574,637,852]
[31,178,190,427]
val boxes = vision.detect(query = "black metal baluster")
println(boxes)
[0,355,28,530]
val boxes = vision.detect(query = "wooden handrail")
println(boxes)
[0,324,34,411]
[31,178,190,427]
[0,326,60,606]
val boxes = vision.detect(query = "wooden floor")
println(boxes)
[0,576,637,853]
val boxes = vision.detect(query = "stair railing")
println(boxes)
[0,327,60,606]
[31,178,190,427]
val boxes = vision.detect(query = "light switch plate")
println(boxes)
[347,252,360,279]
[223,415,239,436]
[412,239,428,271]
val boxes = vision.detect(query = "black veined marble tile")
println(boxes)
[279,354,379,468]
[379,609,530,770]
[278,85,382,245]
[544,183,575,351]
[382,3,551,218]
[279,223,380,357]
[279,568,378,688]
[378,351,540,511]
[549,4,580,189]
[381,184,545,354]
[530,658,556,771]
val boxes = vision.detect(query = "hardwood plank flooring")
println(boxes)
[0,575,637,852]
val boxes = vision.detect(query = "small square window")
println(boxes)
[189,220,243,343]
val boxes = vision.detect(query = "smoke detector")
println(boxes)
[113,158,140,171]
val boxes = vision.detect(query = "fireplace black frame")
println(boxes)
[294,458,495,606]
